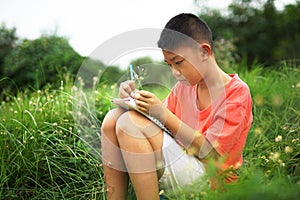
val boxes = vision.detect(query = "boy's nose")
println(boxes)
[171,67,181,77]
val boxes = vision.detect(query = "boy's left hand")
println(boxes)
[132,90,164,118]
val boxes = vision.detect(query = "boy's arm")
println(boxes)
[161,106,220,161]
[133,89,220,161]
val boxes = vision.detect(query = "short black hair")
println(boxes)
[157,13,213,51]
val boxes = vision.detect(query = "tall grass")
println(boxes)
[0,84,106,199]
[0,64,299,199]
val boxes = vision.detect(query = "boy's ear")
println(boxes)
[199,43,212,59]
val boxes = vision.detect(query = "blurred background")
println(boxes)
[0,0,299,93]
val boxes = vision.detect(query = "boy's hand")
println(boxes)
[119,80,137,98]
[133,90,164,118]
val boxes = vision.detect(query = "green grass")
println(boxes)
[0,84,106,199]
[0,65,299,199]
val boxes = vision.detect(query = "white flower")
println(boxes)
[275,135,282,142]
[285,146,293,153]
[269,152,280,161]
[159,190,164,195]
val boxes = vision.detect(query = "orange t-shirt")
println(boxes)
[164,74,253,173]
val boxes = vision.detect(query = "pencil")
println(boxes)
[129,64,134,81]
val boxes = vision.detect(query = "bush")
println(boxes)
[3,35,84,91]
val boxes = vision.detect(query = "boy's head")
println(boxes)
[157,13,213,52]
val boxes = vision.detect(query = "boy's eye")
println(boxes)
[175,60,183,65]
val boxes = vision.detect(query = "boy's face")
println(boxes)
[162,46,206,86]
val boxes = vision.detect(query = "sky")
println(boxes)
[0,0,295,68]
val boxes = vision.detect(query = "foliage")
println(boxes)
[198,0,300,67]
[214,37,239,71]
[273,2,300,62]
[2,35,84,91]
[99,65,124,85]
[242,65,300,180]
[0,76,106,199]
[0,23,18,76]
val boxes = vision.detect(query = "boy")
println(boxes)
[101,13,253,199]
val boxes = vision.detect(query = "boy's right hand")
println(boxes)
[119,80,137,98]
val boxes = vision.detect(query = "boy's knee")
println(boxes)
[116,111,161,139]
[115,111,136,137]
[101,108,125,135]
[116,111,151,140]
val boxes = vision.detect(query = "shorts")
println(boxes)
[158,132,206,190]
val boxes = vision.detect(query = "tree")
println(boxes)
[228,0,279,66]
[0,23,18,76]
[3,35,84,90]
[198,0,300,68]
[273,1,300,63]
[99,65,124,85]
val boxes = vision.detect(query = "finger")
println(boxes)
[127,80,136,91]
[137,106,148,114]
[133,92,150,103]
[120,82,134,95]
[135,92,157,107]
[139,90,154,98]
[119,90,130,98]
[135,99,149,110]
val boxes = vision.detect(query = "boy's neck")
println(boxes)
[196,62,232,109]
[198,61,231,90]
[197,58,232,110]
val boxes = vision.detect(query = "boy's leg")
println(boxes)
[101,108,129,199]
[116,111,164,200]
[159,133,206,191]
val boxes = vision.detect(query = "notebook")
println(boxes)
[111,97,174,137]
